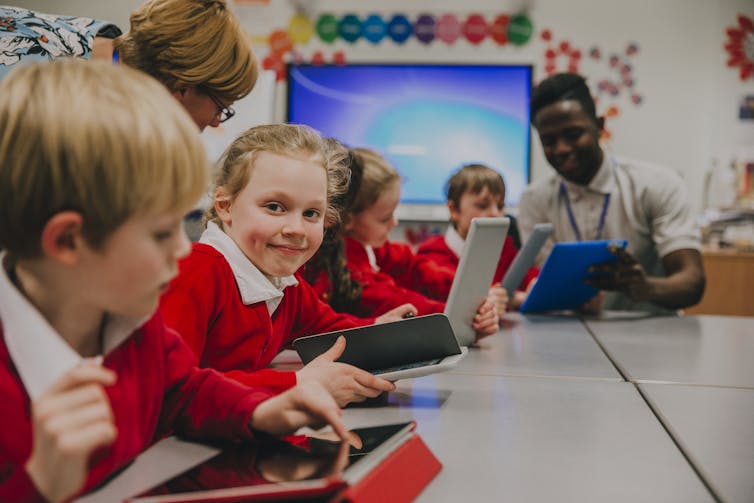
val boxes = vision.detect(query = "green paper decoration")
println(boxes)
[316,14,338,43]
[508,14,533,46]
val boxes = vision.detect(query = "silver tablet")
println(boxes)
[443,217,509,346]
[500,222,553,298]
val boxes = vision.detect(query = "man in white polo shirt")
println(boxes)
[519,72,705,313]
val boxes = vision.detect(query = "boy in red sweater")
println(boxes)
[0,60,348,503]
[337,148,502,342]
[161,125,405,407]
[417,163,539,309]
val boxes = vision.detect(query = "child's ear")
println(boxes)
[447,200,460,222]
[40,211,85,265]
[214,189,233,225]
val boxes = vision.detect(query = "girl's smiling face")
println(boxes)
[216,151,327,277]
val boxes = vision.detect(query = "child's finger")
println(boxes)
[45,365,117,395]
[312,336,346,363]
[353,370,395,392]
[35,383,111,421]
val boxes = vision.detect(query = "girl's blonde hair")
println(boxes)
[0,59,208,258]
[205,124,349,227]
[348,148,401,215]
[114,0,257,103]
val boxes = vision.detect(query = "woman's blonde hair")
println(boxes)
[348,148,401,215]
[205,124,349,227]
[0,59,208,258]
[114,0,257,103]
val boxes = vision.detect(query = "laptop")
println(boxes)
[293,313,467,381]
[500,222,553,298]
[519,239,628,313]
[443,217,510,346]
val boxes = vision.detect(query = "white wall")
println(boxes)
[15,0,754,212]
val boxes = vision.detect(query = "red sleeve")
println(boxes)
[160,246,222,362]
[416,235,460,271]
[375,241,455,301]
[288,278,362,341]
[0,467,45,503]
[156,326,275,441]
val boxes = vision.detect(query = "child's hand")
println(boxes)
[25,363,117,503]
[471,296,500,342]
[249,380,352,442]
[488,284,509,314]
[374,303,418,324]
[296,336,395,407]
[510,277,537,310]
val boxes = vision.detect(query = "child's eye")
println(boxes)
[264,202,284,213]
[153,229,175,242]
[303,209,321,220]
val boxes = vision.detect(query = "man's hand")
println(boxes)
[296,336,395,406]
[585,246,653,301]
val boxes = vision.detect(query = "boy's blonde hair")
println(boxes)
[114,0,257,103]
[0,59,208,258]
[445,163,506,208]
[348,148,401,216]
[206,124,348,227]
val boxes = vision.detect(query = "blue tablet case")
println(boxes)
[519,239,628,313]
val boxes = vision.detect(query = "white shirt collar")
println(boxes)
[444,225,465,258]
[0,253,144,400]
[199,221,298,315]
[364,244,380,272]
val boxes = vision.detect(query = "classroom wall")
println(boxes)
[18,0,754,215]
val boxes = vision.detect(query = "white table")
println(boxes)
[640,383,754,503]
[460,313,622,381]
[585,314,754,388]
[343,375,711,502]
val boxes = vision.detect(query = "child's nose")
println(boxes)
[282,215,306,235]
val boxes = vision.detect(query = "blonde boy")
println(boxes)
[0,60,346,503]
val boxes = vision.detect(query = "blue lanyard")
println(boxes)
[559,182,611,241]
[112,48,119,64]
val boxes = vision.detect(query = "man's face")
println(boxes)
[533,100,604,186]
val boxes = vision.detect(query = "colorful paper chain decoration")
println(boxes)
[262,11,534,81]
[724,13,754,81]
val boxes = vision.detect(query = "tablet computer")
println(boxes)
[293,313,466,381]
[126,422,415,503]
[444,217,509,346]
[500,222,553,298]
[519,239,628,313]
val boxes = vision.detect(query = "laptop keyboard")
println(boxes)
[373,358,443,375]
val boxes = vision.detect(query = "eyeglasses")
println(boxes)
[207,92,235,123]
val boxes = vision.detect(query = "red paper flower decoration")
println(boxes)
[725,13,754,81]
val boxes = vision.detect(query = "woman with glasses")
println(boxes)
[0,0,253,132]
[113,0,253,131]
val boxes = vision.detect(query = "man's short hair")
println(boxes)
[530,72,597,123]
[0,59,208,258]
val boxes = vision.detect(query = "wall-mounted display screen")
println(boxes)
[287,63,531,210]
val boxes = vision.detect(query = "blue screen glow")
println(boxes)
[287,64,531,206]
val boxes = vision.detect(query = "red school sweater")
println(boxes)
[160,244,360,392]
[0,312,273,502]
[416,234,539,292]
[342,237,450,317]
